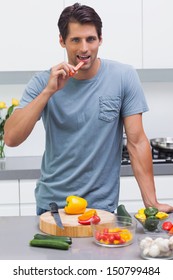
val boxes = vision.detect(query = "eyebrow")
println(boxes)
[70,35,98,39]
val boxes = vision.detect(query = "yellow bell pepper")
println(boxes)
[138,208,145,214]
[135,213,146,220]
[64,195,87,214]
[119,229,132,242]
[155,212,169,220]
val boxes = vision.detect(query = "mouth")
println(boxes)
[77,55,90,62]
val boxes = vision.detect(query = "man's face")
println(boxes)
[60,22,102,78]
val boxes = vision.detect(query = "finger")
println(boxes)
[69,61,84,76]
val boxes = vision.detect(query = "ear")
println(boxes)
[59,35,66,48]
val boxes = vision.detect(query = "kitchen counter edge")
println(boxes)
[0,156,172,180]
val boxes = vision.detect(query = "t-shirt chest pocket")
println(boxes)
[98,96,121,122]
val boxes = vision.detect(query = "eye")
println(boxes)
[87,36,97,42]
[71,38,80,43]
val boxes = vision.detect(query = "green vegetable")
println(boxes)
[116,204,132,224]
[144,216,159,231]
[144,207,158,217]
[30,239,69,250]
[34,233,72,245]
[117,204,131,218]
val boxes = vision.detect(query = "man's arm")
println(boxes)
[4,62,77,147]
[124,113,173,213]
[4,88,51,146]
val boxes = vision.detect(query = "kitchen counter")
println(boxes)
[0,156,41,180]
[0,156,173,180]
[0,215,154,260]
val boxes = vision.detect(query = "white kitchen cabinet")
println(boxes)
[19,180,37,216]
[0,180,19,216]
[59,0,143,68]
[154,175,173,205]
[119,175,173,212]
[143,0,173,68]
[2,0,173,71]
[119,177,144,212]
[0,0,64,71]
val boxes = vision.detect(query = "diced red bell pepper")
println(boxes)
[113,232,121,240]
[162,221,173,231]
[108,234,115,243]
[169,226,173,235]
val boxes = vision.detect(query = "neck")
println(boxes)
[75,58,101,80]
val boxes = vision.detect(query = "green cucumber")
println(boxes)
[30,239,69,250]
[116,204,132,224]
[34,233,72,245]
[117,204,131,218]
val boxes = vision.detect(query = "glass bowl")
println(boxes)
[91,215,137,247]
[135,216,163,233]
[138,235,173,259]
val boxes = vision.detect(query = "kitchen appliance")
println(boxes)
[121,137,173,165]
[39,208,114,237]
[150,137,173,164]
[150,137,173,162]
[49,202,64,229]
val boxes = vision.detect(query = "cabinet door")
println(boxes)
[64,0,142,68]
[119,177,144,212]
[154,175,173,205]
[0,180,19,216]
[143,0,173,68]
[119,175,173,212]
[19,180,37,216]
[0,0,64,71]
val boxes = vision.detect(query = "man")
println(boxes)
[4,3,173,214]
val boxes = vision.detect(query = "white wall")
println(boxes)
[142,82,173,139]
[1,81,173,157]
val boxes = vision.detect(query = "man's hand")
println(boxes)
[154,202,173,213]
[46,62,76,95]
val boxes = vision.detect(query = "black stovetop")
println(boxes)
[121,146,173,165]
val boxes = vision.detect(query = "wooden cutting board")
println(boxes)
[39,208,115,237]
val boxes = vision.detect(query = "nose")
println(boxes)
[79,40,88,53]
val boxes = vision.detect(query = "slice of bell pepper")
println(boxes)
[91,215,101,224]
[78,214,101,225]
[64,195,87,214]
[78,218,92,225]
[78,209,97,221]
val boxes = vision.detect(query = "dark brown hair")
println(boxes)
[58,2,102,42]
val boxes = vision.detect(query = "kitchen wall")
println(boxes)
[142,82,173,139]
[1,0,173,157]
[1,78,173,157]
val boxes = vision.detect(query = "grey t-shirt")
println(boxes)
[19,59,149,212]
